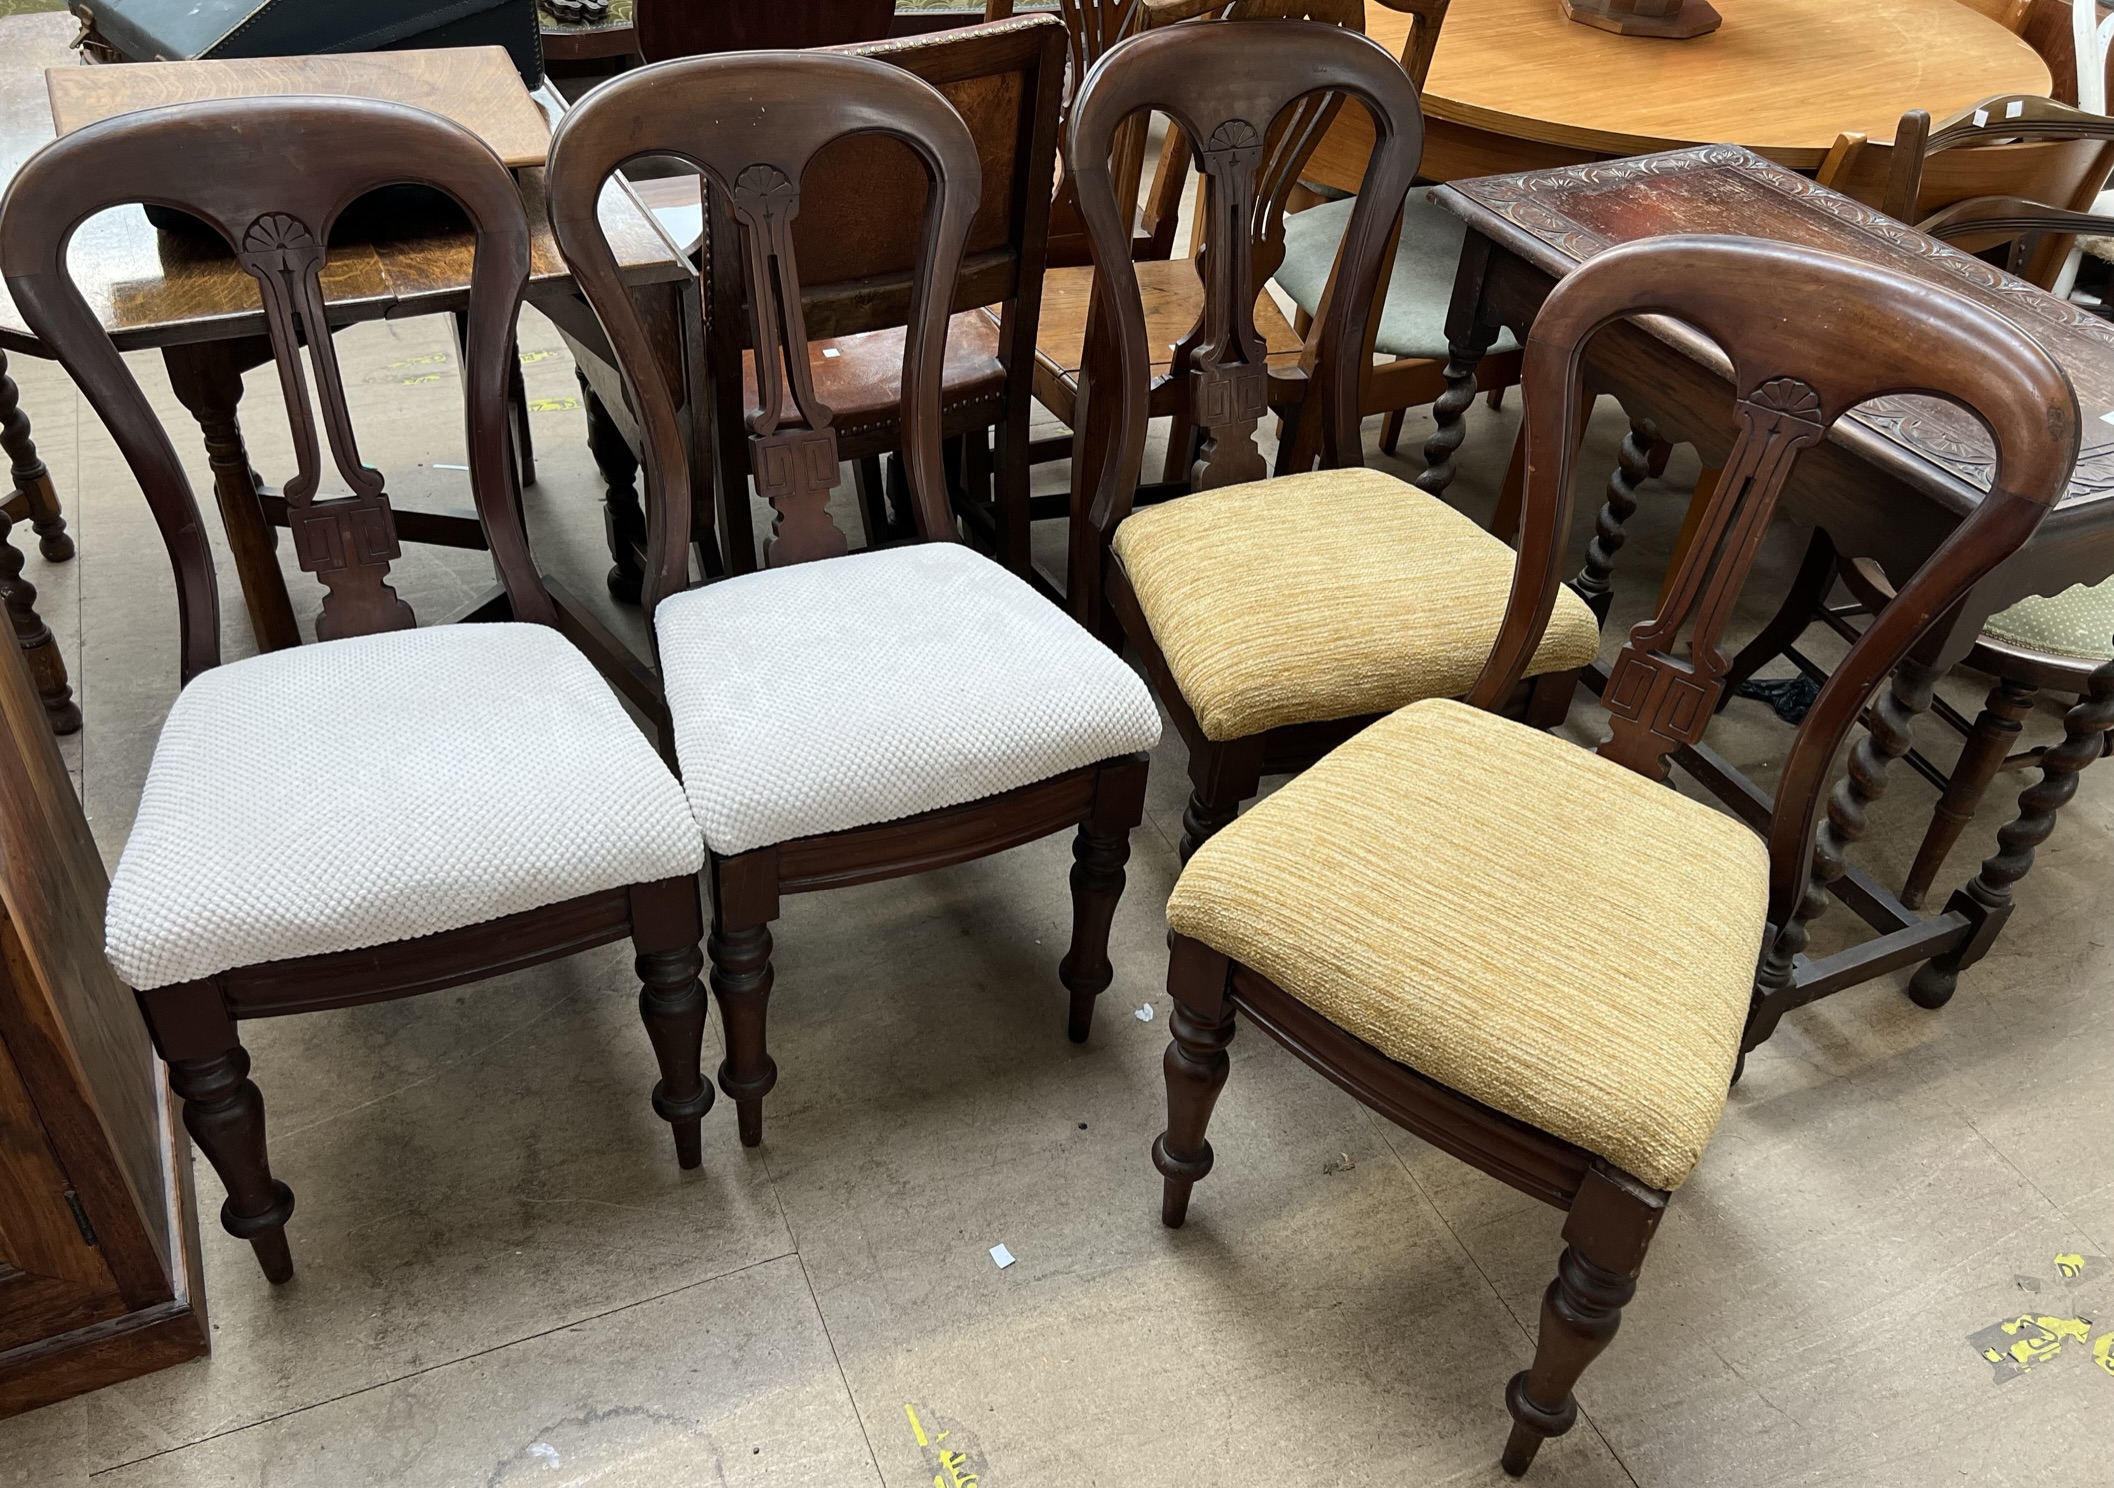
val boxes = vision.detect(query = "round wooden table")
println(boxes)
[1305,0,2053,192]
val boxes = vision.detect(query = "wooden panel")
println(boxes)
[46,47,554,168]
[0,1032,123,1354]
[0,497,206,1414]
[0,657,167,1298]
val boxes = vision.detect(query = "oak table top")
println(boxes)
[1308,0,2054,191]
[1432,143,2114,631]
[0,12,686,358]
[45,46,555,168]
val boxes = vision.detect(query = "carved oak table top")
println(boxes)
[1430,143,2114,639]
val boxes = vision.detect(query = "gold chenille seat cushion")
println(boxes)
[1109,468,1602,741]
[1167,699,1769,1191]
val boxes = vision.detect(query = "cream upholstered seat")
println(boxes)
[1110,467,1602,742]
[1167,698,1769,1191]
[1272,196,1521,360]
[1982,575,2114,658]
[105,624,706,992]
[655,542,1162,855]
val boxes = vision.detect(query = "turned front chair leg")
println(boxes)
[1057,755,1148,1043]
[708,913,777,1148]
[1502,1167,1666,1477]
[168,1043,297,1284]
[632,877,712,1169]
[1153,936,1237,1228]
[1902,676,2036,909]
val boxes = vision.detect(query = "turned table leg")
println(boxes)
[0,348,72,561]
[0,351,78,733]
[1415,323,1498,502]
[162,339,300,653]
[0,503,78,734]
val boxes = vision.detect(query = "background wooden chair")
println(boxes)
[550,48,1160,1149]
[1022,0,1365,574]
[1153,234,2079,1475]
[1065,16,1598,863]
[0,97,712,1284]
[634,0,896,60]
[1815,94,2114,286]
[1264,0,1519,467]
[628,17,1066,580]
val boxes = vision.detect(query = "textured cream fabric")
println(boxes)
[656,543,1161,855]
[1983,576,2114,661]
[1167,699,1769,1191]
[1110,468,1602,741]
[106,624,705,991]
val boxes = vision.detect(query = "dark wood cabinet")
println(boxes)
[0,624,206,1418]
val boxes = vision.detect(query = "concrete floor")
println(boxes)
[0,292,2109,1487]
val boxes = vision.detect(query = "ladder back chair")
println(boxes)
[0,98,711,1284]
[548,51,1160,1149]
[1154,234,2079,1475]
[1816,95,2114,288]
[1067,17,1600,863]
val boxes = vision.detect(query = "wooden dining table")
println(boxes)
[0,10,694,720]
[1425,141,2114,1029]
[1305,0,2055,192]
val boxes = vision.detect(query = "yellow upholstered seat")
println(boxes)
[1167,699,1769,1191]
[1109,467,1602,742]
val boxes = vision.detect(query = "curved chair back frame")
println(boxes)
[1465,234,2079,938]
[548,51,981,601]
[1065,18,1423,619]
[0,97,538,682]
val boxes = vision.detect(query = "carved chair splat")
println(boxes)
[548,50,1159,1149]
[1156,234,2078,1475]
[0,97,712,1285]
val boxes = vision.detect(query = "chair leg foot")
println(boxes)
[167,1044,297,1284]
[1907,960,1959,1009]
[1153,938,1235,1229]
[636,939,712,1171]
[709,920,776,1149]
[1502,1169,1662,1477]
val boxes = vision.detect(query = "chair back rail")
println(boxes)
[0,97,538,683]
[1821,94,2114,286]
[548,50,980,595]
[1919,190,2114,271]
[1463,234,2078,949]
[634,0,898,63]
[1064,16,1423,625]
[795,17,1065,335]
